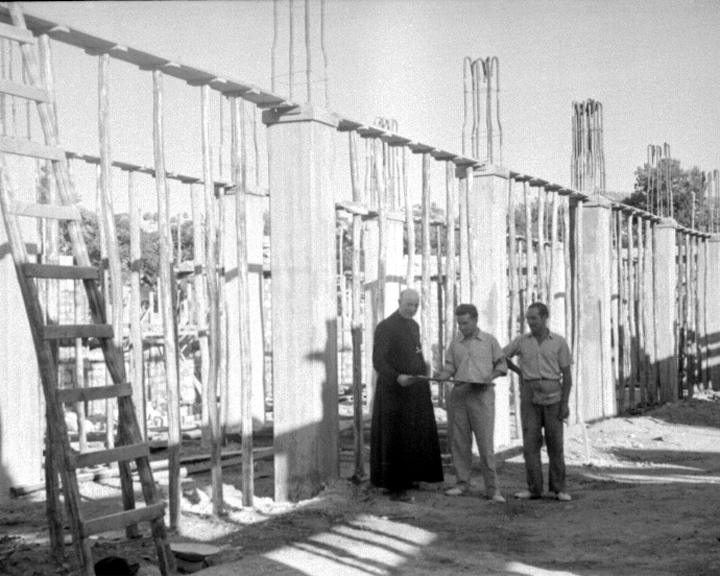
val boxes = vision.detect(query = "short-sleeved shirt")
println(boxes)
[503,331,572,380]
[443,328,507,383]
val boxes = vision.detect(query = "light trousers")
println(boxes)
[450,383,499,496]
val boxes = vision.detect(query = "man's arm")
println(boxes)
[559,365,573,421]
[489,337,507,381]
[506,358,522,376]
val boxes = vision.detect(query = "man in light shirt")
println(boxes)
[435,303,507,502]
[504,302,573,502]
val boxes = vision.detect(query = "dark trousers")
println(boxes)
[520,383,566,495]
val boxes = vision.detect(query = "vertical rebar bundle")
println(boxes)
[462,56,502,164]
[571,100,605,195]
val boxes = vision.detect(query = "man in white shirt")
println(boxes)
[436,303,507,503]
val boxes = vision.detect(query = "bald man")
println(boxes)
[370,289,444,502]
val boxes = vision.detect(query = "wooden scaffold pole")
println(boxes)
[153,69,182,528]
[201,83,224,516]
[231,95,254,506]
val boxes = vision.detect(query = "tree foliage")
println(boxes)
[622,159,707,229]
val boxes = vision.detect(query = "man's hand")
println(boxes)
[559,403,570,421]
[397,374,415,387]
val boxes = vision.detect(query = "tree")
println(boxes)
[622,159,707,229]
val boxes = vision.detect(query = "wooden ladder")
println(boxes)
[0,4,174,575]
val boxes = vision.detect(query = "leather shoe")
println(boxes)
[389,490,413,502]
[514,490,541,500]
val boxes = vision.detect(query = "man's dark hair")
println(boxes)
[455,303,478,319]
[528,302,549,318]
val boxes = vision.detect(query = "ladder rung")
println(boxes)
[0,22,34,44]
[9,200,81,221]
[0,136,65,161]
[57,383,133,405]
[42,324,113,340]
[83,502,166,537]
[0,78,50,102]
[71,443,150,470]
[22,263,99,280]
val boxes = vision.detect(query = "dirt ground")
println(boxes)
[2,391,719,576]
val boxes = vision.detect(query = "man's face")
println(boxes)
[525,307,547,335]
[398,293,420,318]
[456,313,478,338]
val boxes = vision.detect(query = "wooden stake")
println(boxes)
[201,83,223,516]
[507,176,521,438]
[231,96,254,507]
[420,153,431,366]
[459,168,470,301]
[536,185,546,302]
[404,147,414,288]
[348,132,364,479]
[523,181,534,303]
[128,169,146,439]
[153,69,182,528]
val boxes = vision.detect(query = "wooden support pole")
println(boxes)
[507,176,522,439]
[615,212,626,412]
[696,236,707,391]
[637,216,647,407]
[536,185,546,302]
[348,132,364,479]
[128,169,146,439]
[523,181,534,303]
[231,96,254,507]
[420,153,431,369]
[548,190,558,313]
[404,147,414,288]
[98,54,138,538]
[190,179,210,446]
[153,69,182,528]
[376,141,388,331]
[263,104,339,502]
[626,213,637,408]
[459,168,470,302]
[444,162,457,417]
[201,83,223,516]
[564,196,573,348]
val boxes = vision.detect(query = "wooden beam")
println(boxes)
[0,136,64,161]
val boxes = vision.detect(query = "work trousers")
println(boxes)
[450,383,499,496]
[520,381,566,495]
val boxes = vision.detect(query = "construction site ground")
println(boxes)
[1,391,719,576]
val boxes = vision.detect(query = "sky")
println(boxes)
[25,0,720,206]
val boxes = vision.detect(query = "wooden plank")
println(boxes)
[57,383,132,405]
[8,200,81,220]
[0,136,65,161]
[21,263,99,280]
[0,78,50,101]
[0,21,34,43]
[83,502,166,537]
[71,443,150,469]
[42,324,113,340]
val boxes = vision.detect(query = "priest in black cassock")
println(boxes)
[370,288,444,501]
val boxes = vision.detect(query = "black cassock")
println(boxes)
[370,310,444,491]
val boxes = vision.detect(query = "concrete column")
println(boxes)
[469,165,510,447]
[223,191,268,432]
[706,235,720,390]
[654,218,679,402]
[263,105,339,501]
[578,195,614,421]
[0,224,43,501]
